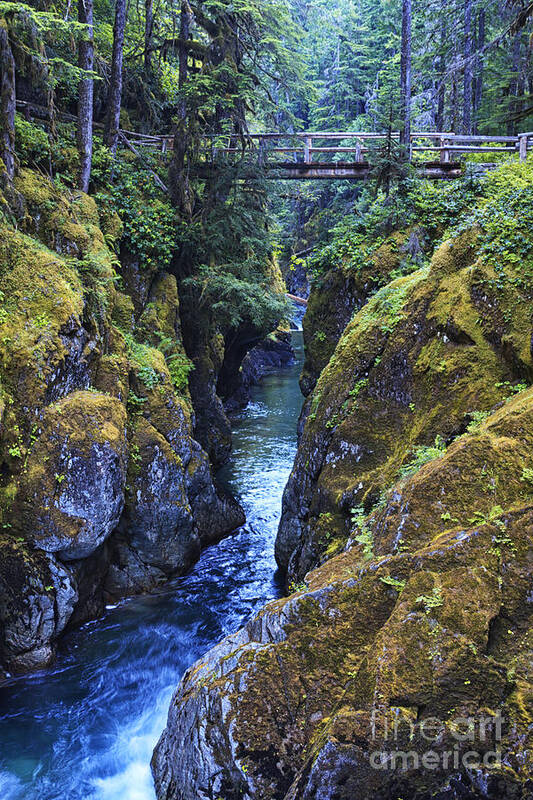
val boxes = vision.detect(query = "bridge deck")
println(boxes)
[271,160,463,180]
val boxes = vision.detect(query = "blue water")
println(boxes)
[0,331,303,800]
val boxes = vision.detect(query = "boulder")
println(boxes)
[0,541,77,672]
[19,391,127,560]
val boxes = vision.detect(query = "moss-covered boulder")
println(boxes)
[105,415,198,595]
[106,351,244,596]
[277,223,533,580]
[19,391,127,560]
[152,388,533,800]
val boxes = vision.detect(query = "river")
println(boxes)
[0,330,304,800]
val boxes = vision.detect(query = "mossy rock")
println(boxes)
[277,221,533,579]
[0,224,90,418]
[112,291,135,333]
[0,539,77,673]
[300,228,428,395]
[18,390,127,560]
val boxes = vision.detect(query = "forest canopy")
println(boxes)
[0,0,532,333]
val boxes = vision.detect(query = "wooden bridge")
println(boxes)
[14,102,533,182]
[119,128,533,180]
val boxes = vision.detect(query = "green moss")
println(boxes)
[0,225,84,411]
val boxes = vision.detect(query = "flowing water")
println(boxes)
[0,330,304,800]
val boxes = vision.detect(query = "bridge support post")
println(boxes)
[519,135,528,161]
[304,136,312,164]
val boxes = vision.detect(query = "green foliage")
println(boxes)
[468,505,505,528]
[466,410,491,433]
[166,353,194,393]
[415,586,443,613]
[350,505,374,560]
[14,115,50,168]
[399,436,446,479]
[93,147,177,272]
[349,377,368,400]
[288,580,309,593]
[126,391,147,416]
[451,161,533,292]
[379,575,406,591]
[0,1,97,97]
[520,467,533,486]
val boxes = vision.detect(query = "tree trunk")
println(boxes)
[178,0,192,94]
[463,0,473,134]
[399,0,412,151]
[473,8,485,133]
[169,0,193,212]
[436,12,446,132]
[0,22,16,180]
[507,33,521,134]
[105,0,127,152]
[144,0,153,75]
[77,0,94,191]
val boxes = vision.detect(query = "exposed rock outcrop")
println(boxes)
[300,228,428,396]
[223,330,295,412]
[177,258,289,465]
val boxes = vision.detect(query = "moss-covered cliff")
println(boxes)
[278,164,533,581]
[0,168,245,675]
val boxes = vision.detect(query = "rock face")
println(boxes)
[177,257,289,466]
[0,542,77,672]
[300,229,427,396]
[277,225,533,581]
[0,169,244,674]
[152,386,533,800]
[223,330,295,411]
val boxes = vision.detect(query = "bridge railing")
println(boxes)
[12,101,533,166]
[83,126,533,168]
[197,131,531,164]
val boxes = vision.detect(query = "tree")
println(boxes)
[144,0,153,76]
[105,0,127,152]
[507,32,521,134]
[77,0,94,191]
[399,0,412,150]
[0,21,15,180]
[473,7,485,133]
[435,10,446,132]
[463,0,473,134]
